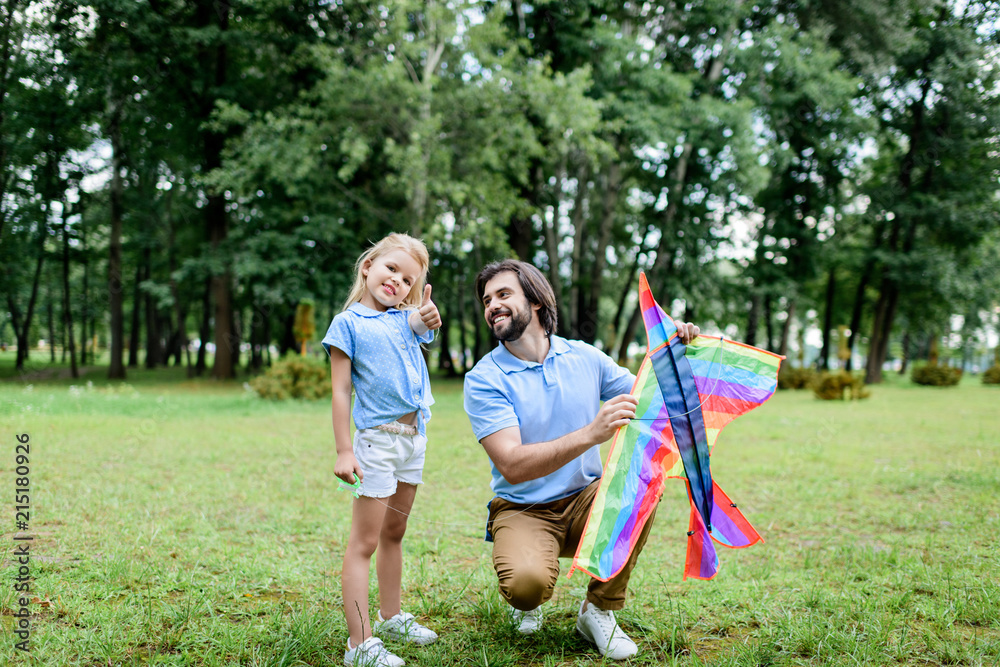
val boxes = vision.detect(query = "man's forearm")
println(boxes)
[498,425,598,485]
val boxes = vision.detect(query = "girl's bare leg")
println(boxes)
[342,496,388,647]
[375,482,417,619]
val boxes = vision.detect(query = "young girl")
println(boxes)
[322,233,442,667]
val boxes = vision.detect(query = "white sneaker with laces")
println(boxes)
[575,600,638,660]
[343,637,405,667]
[507,605,543,635]
[373,610,438,645]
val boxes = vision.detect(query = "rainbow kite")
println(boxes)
[570,273,783,581]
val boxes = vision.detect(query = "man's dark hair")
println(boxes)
[475,259,558,336]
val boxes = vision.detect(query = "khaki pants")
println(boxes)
[487,479,659,611]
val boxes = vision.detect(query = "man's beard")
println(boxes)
[491,308,532,342]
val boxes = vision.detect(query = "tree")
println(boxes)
[861,1,1000,383]
[1,1,93,372]
[741,20,869,357]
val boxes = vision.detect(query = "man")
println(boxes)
[463,259,699,660]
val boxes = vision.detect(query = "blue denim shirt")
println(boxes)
[322,303,434,436]
[463,335,635,504]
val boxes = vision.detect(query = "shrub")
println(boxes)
[911,364,962,387]
[250,356,330,400]
[813,371,870,400]
[983,366,1000,385]
[778,367,817,390]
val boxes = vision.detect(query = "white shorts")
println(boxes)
[353,426,427,498]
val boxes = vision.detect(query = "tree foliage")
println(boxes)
[1,0,998,382]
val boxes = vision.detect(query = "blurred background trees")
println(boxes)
[2,0,998,380]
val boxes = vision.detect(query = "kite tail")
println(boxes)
[708,481,763,549]
[683,481,720,580]
[684,480,762,580]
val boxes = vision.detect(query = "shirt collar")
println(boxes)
[489,335,571,374]
[347,302,398,318]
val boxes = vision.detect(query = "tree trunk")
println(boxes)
[232,306,243,371]
[778,299,795,358]
[166,186,185,366]
[437,306,456,376]
[764,294,775,352]
[247,299,263,372]
[470,245,488,364]
[845,259,872,372]
[7,295,24,371]
[193,277,211,376]
[264,327,270,367]
[258,307,270,370]
[10,221,47,371]
[144,247,161,368]
[202,0,235,380]
[864,69,933,383]
[797,320,807,367]
[617,254,676,365]
[80,198,90,366]
[0,0,18,240]
[865,274,901,384]
[819,268,836,370]
[48,293,56,363]
[864,280,888,383]
[899,330,911,374]
[207,212,233,378]
[279,311,296,357]
[472,288,486,363]
[607,228,655,355]
[613,16,737,361]
[107,97,126,380]
[128,260,142,368]
[458,281,469,373]
[543,167,567,336]
[867,206,922,383]
[568,165,590,337]
[745,293,761,347]
[508,163,544,262]
[580,156,621,345]
[61,206,78,378]
[402,12,444,236]
[615,135,693,360]
[604,272,633,357]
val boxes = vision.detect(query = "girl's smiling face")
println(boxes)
[359,249,422,311]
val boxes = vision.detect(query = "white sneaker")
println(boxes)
[575,600,638,660]
[344,637,404,667]
[507,605,543,635]
[373,610,438,645]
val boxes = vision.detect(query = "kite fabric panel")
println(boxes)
[569,273,783,582]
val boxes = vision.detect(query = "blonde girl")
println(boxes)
[321,233,442,667]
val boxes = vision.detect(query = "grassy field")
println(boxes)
[0,354,998,666]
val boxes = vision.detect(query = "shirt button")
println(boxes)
[400,344,406,350]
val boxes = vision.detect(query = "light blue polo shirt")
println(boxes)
[322,303,434,436]
[463,335,635,504]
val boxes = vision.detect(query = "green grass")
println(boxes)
[0,356,998,665]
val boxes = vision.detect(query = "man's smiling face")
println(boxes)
[482,271,536,342]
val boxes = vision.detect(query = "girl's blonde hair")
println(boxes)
[342,233,430,312]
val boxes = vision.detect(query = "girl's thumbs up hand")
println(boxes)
[417,284,442,331]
